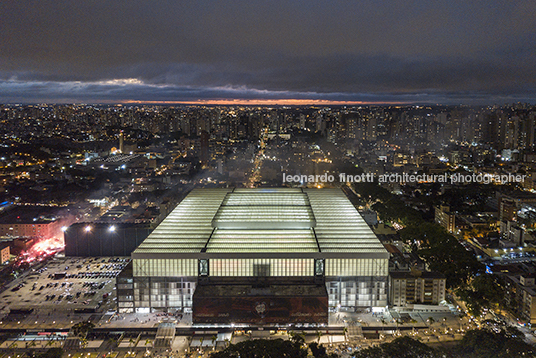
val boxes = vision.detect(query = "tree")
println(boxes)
[71,320,95,339]
[211,335,217,350]
[71,320,94,349]
[353,337,446,358]
[400,222,483,289]
[456,327,536,358]
[289,331,305,345]
[210,338,308,358]
[309,342,338,358]
[456,274,507,317]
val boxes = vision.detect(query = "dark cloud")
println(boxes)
[1,80,533,106]
[0,0,535,103]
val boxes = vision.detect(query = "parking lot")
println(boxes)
[0,256,129,326]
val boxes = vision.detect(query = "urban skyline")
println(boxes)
[2,103,536,356]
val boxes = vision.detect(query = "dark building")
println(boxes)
[193,280,328,325]
[64,223,152,257]
[199,130,210,166]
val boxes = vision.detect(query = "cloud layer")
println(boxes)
[1,0,535,104]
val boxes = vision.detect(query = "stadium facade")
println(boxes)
[117,188,389,324]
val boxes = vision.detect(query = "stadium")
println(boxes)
[117,188,389,325]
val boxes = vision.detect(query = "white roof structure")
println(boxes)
[133,188,388,259]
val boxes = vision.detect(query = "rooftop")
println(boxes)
[390,271,446,279]
[133,188,388,258]
[0,206,61,225]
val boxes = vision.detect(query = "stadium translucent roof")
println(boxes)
[133,188,387,257]
[212,191,315,229]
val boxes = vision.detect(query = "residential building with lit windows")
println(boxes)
[0,242,10,264]
[0,207,63,239]
[118,188,389,324]
[435,205,456,233]
[502,274,536,324]
[389,270,446,306]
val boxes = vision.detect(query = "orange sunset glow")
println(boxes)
[123,99,406,106]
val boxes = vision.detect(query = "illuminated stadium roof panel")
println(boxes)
[133,188,388,258]
[212,191,316,229]
[304,189,386,253]
[221,191,310,206]
[207,229,318,253]
[134,189,227,253]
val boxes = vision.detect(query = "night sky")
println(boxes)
[1,0,536,105]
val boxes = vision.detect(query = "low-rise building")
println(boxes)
[389,270,446,307]
[502,273,536,324]
[500,220,526,246]
[0,207,63,239]
[0,242,10,263]
[64,222,152,257]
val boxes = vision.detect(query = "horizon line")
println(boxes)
[122,99,409,106]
